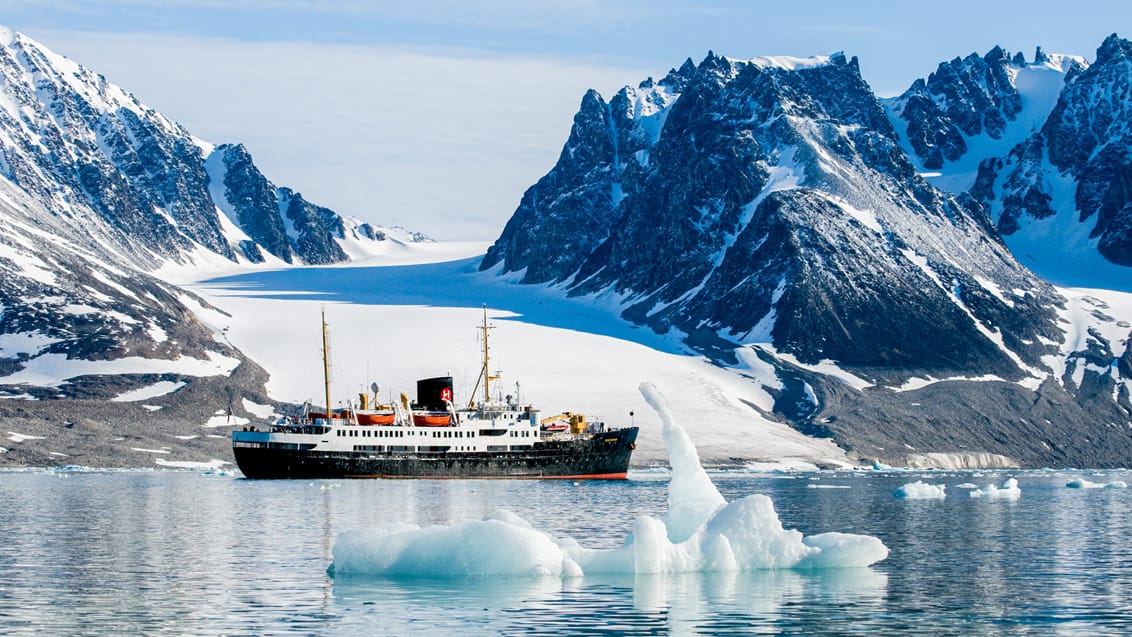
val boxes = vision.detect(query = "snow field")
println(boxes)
[185,246,853,468]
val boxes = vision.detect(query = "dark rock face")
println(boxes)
[0,181,241,399]
[972,34,1132,266]
[888,47,1024,169]
[212,143,295,263]
[279,188,349,265]
[481,74,686,283]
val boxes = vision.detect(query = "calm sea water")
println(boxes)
[0,469,1130,636]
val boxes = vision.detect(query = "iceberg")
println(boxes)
[328,382,889,578]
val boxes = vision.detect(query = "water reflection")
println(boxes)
[330,568,888,635]
[2,470,1131,635]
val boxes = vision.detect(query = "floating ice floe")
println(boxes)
[1066,478,1128,489]
[893,481,947,499]
[969,477,1021,499]
[328,382,889,579]
[154,458,230,471]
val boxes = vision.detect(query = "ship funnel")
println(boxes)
[416,376,454,411]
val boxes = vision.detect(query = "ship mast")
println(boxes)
[468,305,500,407]
[480,305,495,404]
[322,308,332,420]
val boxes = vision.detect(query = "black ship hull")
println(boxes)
[233,427,638,480]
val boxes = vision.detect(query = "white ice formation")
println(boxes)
[893,481,947,499]
[328,382,889,578]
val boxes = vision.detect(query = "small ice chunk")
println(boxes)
[970,477,1021,499]
[893,481,947,499]
[1066,478,1127,489]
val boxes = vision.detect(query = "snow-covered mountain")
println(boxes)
[0,25,427,465]
[970,35,1132,270]
[884,35,1132,279]
[483,48,1132,467]
[884,46,1085,188]
[0,26,411,269]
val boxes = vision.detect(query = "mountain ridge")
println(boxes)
[482,41,1132,467]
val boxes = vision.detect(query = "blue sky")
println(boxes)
[5,1,1125,240]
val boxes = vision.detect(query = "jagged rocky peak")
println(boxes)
[896,50,1007,166]
[973,33,1132,266]
[484,49,1060,382]
[480,58,691,284]
[206,143,291,264]
[886,44,1087,170]
[482,51,877,284]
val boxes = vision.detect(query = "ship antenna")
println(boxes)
[322,307,332,422]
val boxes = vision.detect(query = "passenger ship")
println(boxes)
[230,308,638,479]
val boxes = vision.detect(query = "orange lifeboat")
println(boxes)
[412,412,452,426]
[356,411,396,425]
